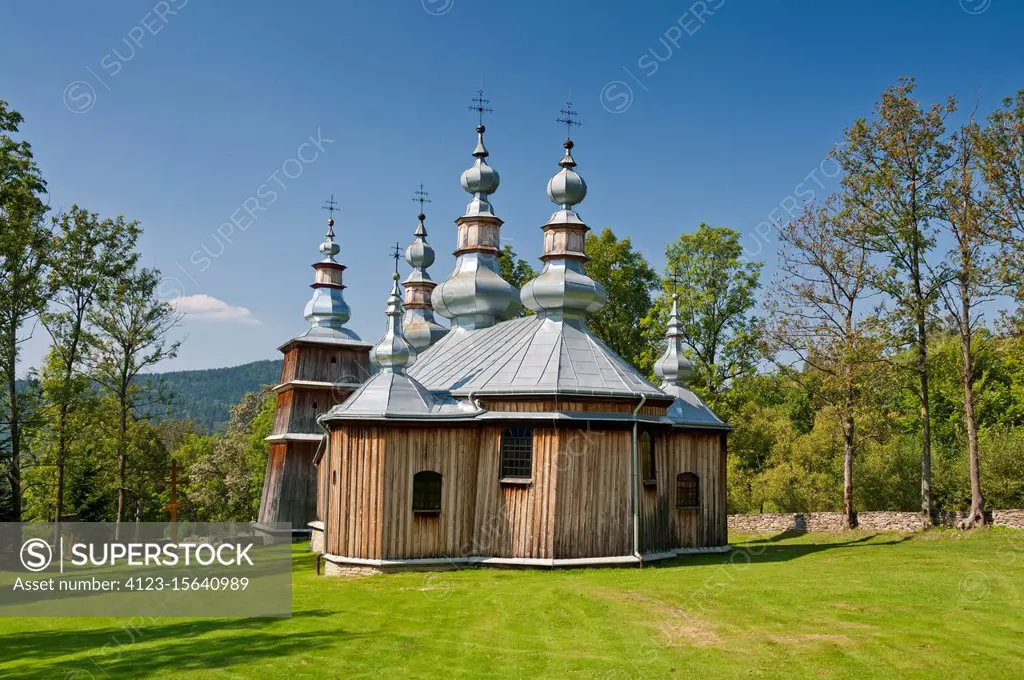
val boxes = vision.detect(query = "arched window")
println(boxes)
[499,427,533,481]
[676,472,700,509]
[412,470,442,514]
[640,431,656,486]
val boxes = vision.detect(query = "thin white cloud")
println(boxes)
[171,294,260,325]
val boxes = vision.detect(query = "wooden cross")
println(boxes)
[161,459,188,539]
[556,101,582,140]
[469,89,493,125]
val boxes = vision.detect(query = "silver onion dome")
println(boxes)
[405,216,435,272]
[402,212,448,350]
[547,140,587,209]
[654,293,694,387]
[521,135,606,322]
[370,274,416,374]
[460,124,500,218]
[302,217,360,341]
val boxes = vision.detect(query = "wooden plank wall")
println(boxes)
[473,427,559,559]
[258,441,317,530]
[380,427,479,559]
[553,428,633,559]
[481,399,666,416]
[638,431,727,552]
[294,348,370,385]
[325,426,385,558]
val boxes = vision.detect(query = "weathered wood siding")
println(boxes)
[639,430,727,552]
[380,427,479,559]
[281,344,371,385]
[473,427,559,559]
[481,399,667,416]
[553,428,633,559]
[324,426,385,559]
[258,441,318,529]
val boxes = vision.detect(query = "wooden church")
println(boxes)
[258,100,731,572]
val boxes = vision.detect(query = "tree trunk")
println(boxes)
[958,285,985,530]
[54,404,68,522]
[842,380,857,530]
[5,347,21,522]
[911,242,933,524]
[116,404,127,527]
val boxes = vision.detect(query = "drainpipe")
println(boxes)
[631,394,647,567]
[317,420,331,571]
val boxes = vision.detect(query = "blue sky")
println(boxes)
[2,0,1022,374]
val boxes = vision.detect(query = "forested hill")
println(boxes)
[145,359,282,432]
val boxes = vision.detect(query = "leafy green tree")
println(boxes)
[86,267,181,528]
[498,244,537,317]
[767,197,881,528]
[44,205,139,521]
[0,99,48,521]
[644,224,762,410]
[833,77,954,518]
[584,228,658,369]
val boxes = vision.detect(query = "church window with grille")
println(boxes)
[412,470,442,514]
[676,472,700,509]
[499,428,533,481]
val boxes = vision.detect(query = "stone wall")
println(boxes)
[728,510,1024,534]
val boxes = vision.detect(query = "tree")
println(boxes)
[977,90,1024,307]
[0,98,48,521]
[935,121,1005,529]
[498,244,537,316]
[86,267,181,529]
[645,224,762,409]
[45,205,139,522]
[766,196,880,528]
[178,388,274,522]
[584,228,658,368]
[834,77,954,519]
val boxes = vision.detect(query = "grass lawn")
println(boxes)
[2,529,1022,679]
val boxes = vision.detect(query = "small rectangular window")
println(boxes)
[676,472,700,509]
[412,470,442,514]
[500,427,533,481]
[640,431,656,486]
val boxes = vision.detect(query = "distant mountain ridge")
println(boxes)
[145,359,283,432]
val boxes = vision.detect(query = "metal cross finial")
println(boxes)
[556,101,582,141]
[469,89,493,125]
[322,193,339,219]
[391,241,402,275]
[412,184,431,215]
[668,266,682,296]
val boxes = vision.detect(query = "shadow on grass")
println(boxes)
[1,610,354,679]
[646,532,917,569]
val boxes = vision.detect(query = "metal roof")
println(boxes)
[319,371,480,422]
[408,315,669,399]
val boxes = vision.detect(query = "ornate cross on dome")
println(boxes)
[412,184,431,216]
[556,101,582,141]
[322,193,339,219]
[668,266,682,295]
[469,89,493,125]
[390,241,402,275]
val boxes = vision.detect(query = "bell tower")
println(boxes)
[257,196,372,537]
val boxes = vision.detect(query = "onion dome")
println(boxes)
[432,114,521,330]
[402,211,448,350]
[459,124,500,218]
[370,273,416,374]
[302,217,361,341]
[654,293,694,387]
[520,135,607,323]
[546,140,588,223]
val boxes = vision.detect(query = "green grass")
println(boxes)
[3,530,1023,679]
